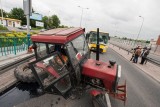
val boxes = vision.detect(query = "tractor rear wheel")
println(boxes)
[92,94,108,107]
[14,62,45,83]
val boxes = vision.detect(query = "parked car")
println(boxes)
[19,25,31,30]
[40,29,47,32]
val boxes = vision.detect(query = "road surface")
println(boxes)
[98,48,160,107]
[0,48,160,107]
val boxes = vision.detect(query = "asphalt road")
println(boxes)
[109,41,160,63]
[1,48,160,107]
[96,48,160,107]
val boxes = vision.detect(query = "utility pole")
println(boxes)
[0,0,4,26]
[23,0,32,49]
[47,11,50,29]
[27,13,30,48]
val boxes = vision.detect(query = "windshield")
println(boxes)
[66,34,89,66]
[34,43,55,59]
[89,32,109,44]
[30,53,71,93]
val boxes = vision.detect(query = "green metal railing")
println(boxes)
[0,37,32,56]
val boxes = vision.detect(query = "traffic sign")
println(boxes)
[36,21,44,27]
[30,13,42,21]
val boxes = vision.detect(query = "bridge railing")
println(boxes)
[0,37,32,56]
[109,41,160,67]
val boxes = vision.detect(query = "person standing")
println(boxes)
[130,47,138,61]
[133,46,142,63]
[140,48,150,64]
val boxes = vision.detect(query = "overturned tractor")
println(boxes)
[14,27,127,107]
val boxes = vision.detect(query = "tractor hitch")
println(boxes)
[110,80,127,105]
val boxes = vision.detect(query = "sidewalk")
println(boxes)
[0,51,33,94]
[0,51,33,67]
[109,44,160,83]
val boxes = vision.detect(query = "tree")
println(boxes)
[42,15,60,29]
[9,8,26,25]
[30,8,36,27]
[0,9,8,17]
[50,15,60,28]
[42,16,49,29]
[59,25,68,28]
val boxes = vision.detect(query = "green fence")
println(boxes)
[0,37,32,56]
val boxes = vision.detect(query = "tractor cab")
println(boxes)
[29,28,90,97]
[29,27,126,105]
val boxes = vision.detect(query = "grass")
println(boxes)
[0,25,8,31]
[32,27,44,30]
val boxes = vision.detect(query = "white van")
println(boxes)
[19,25,31,30]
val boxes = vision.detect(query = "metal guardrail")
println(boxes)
[109,42,160,67]
[0,54,35,74]
[0,37,32,56]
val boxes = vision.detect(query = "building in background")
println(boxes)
[0,17,21,27]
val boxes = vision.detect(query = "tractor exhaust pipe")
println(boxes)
[96,28,100,61]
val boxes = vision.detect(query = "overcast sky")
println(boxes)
[1,0,160,40]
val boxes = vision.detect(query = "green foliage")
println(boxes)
[0,9,8,17]
[42,15,60,29]
[59,25,68,28]
[50,15,60,28]
[42,16,49,29]
[30,19,36,28]
[146,40,150,43]
[8,8,26,25]
[0,25,8,30]
[32,27,44,30]
[0,31,37,38]
[2,7,65,30]
[122,37,127,40]
[0,31,36,47]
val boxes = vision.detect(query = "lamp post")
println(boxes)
[0,0,4,26]
[134,16,144,46]
[78,6,89,27]
[47,11,50,29]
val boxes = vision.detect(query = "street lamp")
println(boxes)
[78,6,89,27]
[134,16,144,46]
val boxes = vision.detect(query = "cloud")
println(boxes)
[1,0,160,40]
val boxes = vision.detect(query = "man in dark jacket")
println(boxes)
[133,46,142,63]
[140,48,150,64]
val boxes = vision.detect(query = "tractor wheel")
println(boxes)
[92,95,108,107]
[14,62,45,83]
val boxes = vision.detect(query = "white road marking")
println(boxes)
[105,93,111,107]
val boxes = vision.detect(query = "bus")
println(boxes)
[86,30,110,53]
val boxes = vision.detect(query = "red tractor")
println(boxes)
[19,27,126,106]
